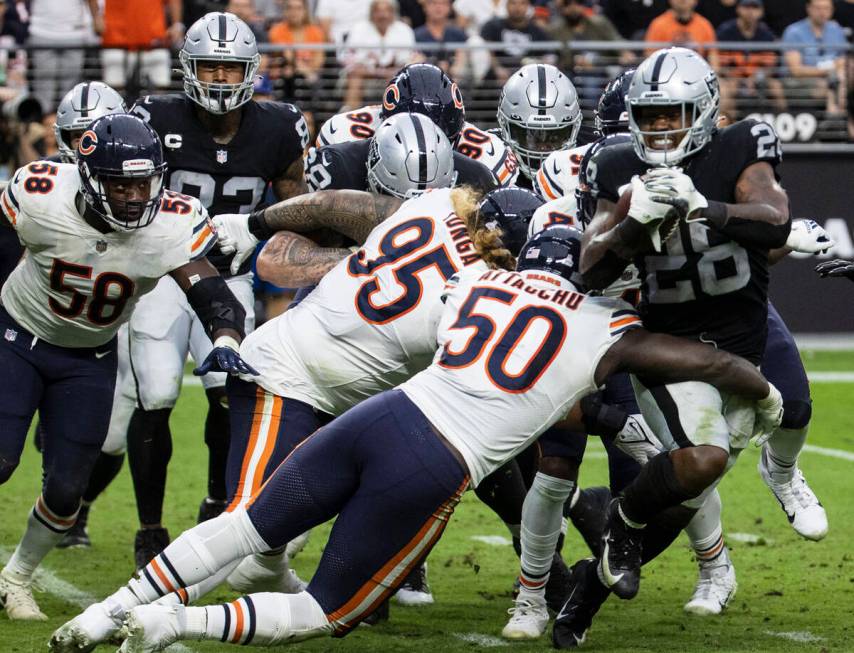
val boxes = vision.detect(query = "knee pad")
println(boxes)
[781,399,811,430]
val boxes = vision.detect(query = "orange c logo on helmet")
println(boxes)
[78,130,98,156]
[383,83,400,111]
[451,83,464,110]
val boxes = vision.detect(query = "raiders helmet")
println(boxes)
[54,82,127,163]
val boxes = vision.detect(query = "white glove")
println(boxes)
[212,213,259,275]
[752,383,784,446]
[643,167,709,221]
[627,175,679,252]
[786,219,834,255]
[613,414,665,464]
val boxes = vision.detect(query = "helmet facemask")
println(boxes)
[499,116,582,179]
[79,160,165,231]
[628,98,716,167]
[180,53,260,114]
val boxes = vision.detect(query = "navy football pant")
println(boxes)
[762,303,811,429]
[246,390,468,635]
[0,307,117,517]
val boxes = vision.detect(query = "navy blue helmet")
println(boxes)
[380,63,466,142]
[77,113,167,231]
[595,69,635,137]
[575,133,632,227]
[517,224,584,289]
[478,187,545,256]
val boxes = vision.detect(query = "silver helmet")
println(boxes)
[54,82,126,163]
[627,47,719,166]
[367,113,457,199]
[179,12,260,114]
[497,64,582,180]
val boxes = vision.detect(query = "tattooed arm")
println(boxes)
[256,231,352,287]
[272,157,309,200]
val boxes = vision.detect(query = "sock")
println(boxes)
[82,452,125,504]
[156,559,241,607]
[127,408,173,526]
[5,496,79,580]
[474,459,526,528]
[640,505,698,564]
[685,490,728,566]
[124,510,268,606]
[621,452,699,525]
[204,389,231,502]
[184,591,332,644]
[764,426,809,476]
[518,473,575,596]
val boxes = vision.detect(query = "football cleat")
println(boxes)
[227,552,307,594]
[758,449,828,541]
[552,558,610,649]
[119,605,183,653]
[501,593,549,640]
[361,598,390,626]
[395,562,434,606]
[134,527,170,571]
[57,506,91,549]
[545,552,572,613]
[0,568,46,621]
[597,498,643,600]
[684,562,737,616]
[49,601,125,652]
[196,496,228,523]
[567,486,611,558]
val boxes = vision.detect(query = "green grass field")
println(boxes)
[1,352,853,652]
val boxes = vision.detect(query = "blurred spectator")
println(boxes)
[762,0,805,37]
[101,0,184,97]
[0,1,27,95]
[834,0,854,37]
[602,0,668,39]
[415,0,468,77]
[316,0,373,44]
[717,0,784,118]
[697,0,736,28]
[481,0,554,84]
[341,0,417,108]
[254,0,286,26]
[399,0,427,28]
[783,0,848,114]
[227,0,269,41]
[645,0,719,66]
[454,0,506,36]
[2,1,28,44]
[269,0,325,94]
[27,0,99,113]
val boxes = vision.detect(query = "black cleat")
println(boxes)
[552,558,610,649]
[395,561,434,605]
[361,598,390,626]
[598,498,643,600]
[197,496,228,523]
[544,552,572,613]
[134,527,170,571]
[57,505,91,549]
[566,486,611,558]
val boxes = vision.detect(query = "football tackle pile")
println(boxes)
[0,9,847,653]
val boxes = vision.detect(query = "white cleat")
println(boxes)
[394,562,434,606]
[759,450,828,541]
[0,568,46,621]
[49,601,125,652]
[501,593,549,640]
[227,553,307,594]
[684,563,737,616]
[119,605,183,653]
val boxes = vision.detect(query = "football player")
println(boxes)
[120,11,309,569]
[316,63,519,186]
[51,226,783,652]
[0,114,254,621]
[551,47,822,648]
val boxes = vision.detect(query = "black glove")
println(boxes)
[194,343,259,376]
[815,259,854,282]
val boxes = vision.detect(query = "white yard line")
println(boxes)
[470,535,513,547]
[765,630,825,644]
[803,444,854,462]
[0,548,195,653]
[806,371,854,382]
[454,632,508,647]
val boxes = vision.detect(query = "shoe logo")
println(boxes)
[599,538,624,587]
[95,350,111,359]
[555,585,577,622]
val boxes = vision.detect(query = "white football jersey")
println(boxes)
[0,162,216,348]
[534,143,592,202]
[240,188,488,415]
[317,105,518,186]
[400,268,642,486]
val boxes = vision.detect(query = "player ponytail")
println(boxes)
[451,186,516,271]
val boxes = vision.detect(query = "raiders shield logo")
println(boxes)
[96,240,108,253]
[216,149,228,164]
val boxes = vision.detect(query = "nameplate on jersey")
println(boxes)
[217,150,228,165]
[164,134,183,149]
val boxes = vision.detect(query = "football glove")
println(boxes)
[787,219,834,255]
[816,258,854,281]
[644,167,709,221]
[212,213,259,275]
[627,175,679,252]
[193,336,259,377]
[752,383,784,446]
[613,414,665,464]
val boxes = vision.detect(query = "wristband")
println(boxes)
[703,201,728,227]
[247,208,274,241]
[213,335,241,352]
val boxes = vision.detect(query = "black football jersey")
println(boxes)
[131,94,308,275]
[589,119,783,363]
[304,139,498,194]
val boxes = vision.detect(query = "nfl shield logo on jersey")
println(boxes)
[216,149,228,164]
[4,328,16,342]
[96,240,108,253]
